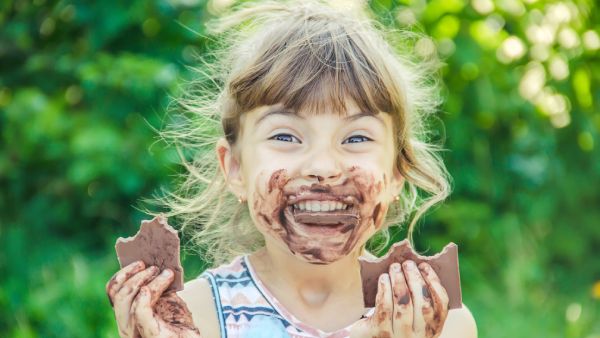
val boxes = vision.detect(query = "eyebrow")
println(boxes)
[255,106,385,126]
[255,106,299,126]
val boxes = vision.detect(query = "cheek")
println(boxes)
[372,202,387,228]
[248,169,290,227]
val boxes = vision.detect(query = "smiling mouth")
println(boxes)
[287,199,360,227]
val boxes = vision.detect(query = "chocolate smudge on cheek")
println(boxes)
[268,169,287,194]
[253,169,292,236]
[339,169,388,256]
[372,203,381,223]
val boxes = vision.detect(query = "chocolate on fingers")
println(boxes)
[360,239,462,309]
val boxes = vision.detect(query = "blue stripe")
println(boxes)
[222,305,281,321]
[200,272,227,338]
[222,305,278,313]
[214,276,252,282]
[221,305,287,322]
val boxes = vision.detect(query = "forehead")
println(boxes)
[245,102,390,132]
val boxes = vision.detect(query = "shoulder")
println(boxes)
[438,303,478,338]
[177,277,222,338]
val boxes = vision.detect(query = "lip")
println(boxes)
[285,201,360,227]
[282,206,357,236]
[286,192,358,206]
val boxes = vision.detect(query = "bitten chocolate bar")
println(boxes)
[359,240,462,309]
[115,215,184,292]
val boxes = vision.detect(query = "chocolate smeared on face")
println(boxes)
[252,168,390,264]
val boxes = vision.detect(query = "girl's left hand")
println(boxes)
[350,260,449,338]
[131,269,202,338]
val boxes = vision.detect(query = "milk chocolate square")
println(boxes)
[115,215,184,292]
[359,240,462,309]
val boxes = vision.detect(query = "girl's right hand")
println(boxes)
[349,260,450,338]
[106,261,202,338]
[106,260,160,337]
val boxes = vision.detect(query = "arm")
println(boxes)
[176,278,222,338]
[438,303,477,338]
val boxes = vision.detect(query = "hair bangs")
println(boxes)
[229,21,395,118]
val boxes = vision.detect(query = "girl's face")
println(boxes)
[218,101,403,264]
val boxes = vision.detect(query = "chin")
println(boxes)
[287,241,356,265]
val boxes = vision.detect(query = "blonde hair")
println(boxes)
[140,0,451,266]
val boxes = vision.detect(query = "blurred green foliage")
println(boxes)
[1,0,599,337]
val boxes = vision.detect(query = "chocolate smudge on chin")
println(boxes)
[302,248,326,262]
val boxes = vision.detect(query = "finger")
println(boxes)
[132,269,174,337]
[419,263,450,327]
[114,266,160,311]
[145,269,175,307]
[389,262,413,335]
[106,260,145,306]
[131,286,160,336]
[370,273,393,335]
[402,260,431,335]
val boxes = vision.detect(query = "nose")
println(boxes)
[300,146,343,184]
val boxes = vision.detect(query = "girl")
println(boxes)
[106,1,477,337]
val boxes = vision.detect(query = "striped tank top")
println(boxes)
[199,254,374,338]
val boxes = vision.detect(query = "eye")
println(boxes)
[342,135,372,144]
[269,133,302,144]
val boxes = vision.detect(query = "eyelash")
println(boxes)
[269,134,372,144]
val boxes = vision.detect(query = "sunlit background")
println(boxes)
[1,0,599,337]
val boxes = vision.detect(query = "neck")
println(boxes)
[250,239,365,309]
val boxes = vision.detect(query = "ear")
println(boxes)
[216,137,246,201]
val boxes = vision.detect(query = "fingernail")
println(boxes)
[161,269,173,277]
[131,260,143,268]
[379,273,388,283]
[402,260,416,269]
[390,263,401,272]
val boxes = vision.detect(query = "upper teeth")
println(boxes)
[293,200,349,212]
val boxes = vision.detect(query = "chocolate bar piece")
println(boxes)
[359,240,461,309]
[115,215,184,292]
